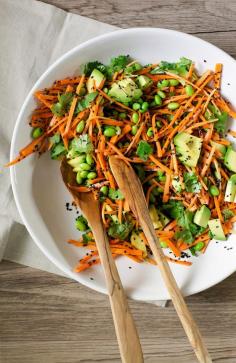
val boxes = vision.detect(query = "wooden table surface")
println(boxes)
[1,1,236,362]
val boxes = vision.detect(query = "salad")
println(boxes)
[8,55,236,272]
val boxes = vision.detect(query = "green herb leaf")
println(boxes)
[84,61,107,76]
[50,142,67,160]
[175,229,194,244]
[69,134,94,157]
[151,57,192,76]
[75,91,98,113]
[207,104,228,134]
[108,188,124,201]
[49,133,61,145]
[108,221,133,240]
[183,172,202,193]
[82,233,93,244]
[222,209,234,221]
[136,140,153,161]
[51,92,73,116]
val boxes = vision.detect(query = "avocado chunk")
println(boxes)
[130,231,147,257]
[136,75,153,90]
[210,141,226,156]
[224,174,236,202]
[87,69,105,93]
[108,78,143,104]
[194,205,211,228]
[174,132,202,167]
[149,205,162,229]
[208,219,226,241]
[157,211,170,227]
[224,148,236,172]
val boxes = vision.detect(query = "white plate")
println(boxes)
[10,28,236,301]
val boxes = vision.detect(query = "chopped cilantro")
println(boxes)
[51,92,73,116]
[75,92,98,113]
[207,104,228,134]
[136,141,153,161]
[84,61,107,76]
[108,221,133,240]
[183,172,202,193]
[151,57,192,76]
[108,188,124,201]
[69,134,94,158]
[223,209,234,221]
[50,142,67,160]
[49,133,61,145]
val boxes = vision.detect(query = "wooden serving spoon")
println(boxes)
[60,158,143,363]
[109,156,212,363]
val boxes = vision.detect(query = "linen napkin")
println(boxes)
[0,0,166,306]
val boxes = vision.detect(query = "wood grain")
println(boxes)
[1,0,236,362]
[60,159,143,363]
[109,157,212,363]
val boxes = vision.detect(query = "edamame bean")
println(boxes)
[32,127,43,139]
[158,79,169,88]
[134,63,142,71]
[185,85,194,96]
[75,219,87,231]
[86,154,94,165]
[169,79,179,86]
[132,103,140,111]
[157,90,166,99]
[119,112,126,119]
[141,101,149,111]
[210,185,220,196]
[132,112,139,123]
[87,171,97,180]
[154,94,162,106]
[104,127,116,137]
[80,163,91,171]
[194,242,205,251]
[100,185,108,195]
[147,127,153,137]
[76,120,85,133]
[76,172,83,185]
[80,170,88,178]
[168,102,180,110]
[131,125,138,135]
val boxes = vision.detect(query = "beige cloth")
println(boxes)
[0,0,166,306]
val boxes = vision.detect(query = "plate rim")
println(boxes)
[10,27,236,300]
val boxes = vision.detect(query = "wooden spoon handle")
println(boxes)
[89,202,143,363]
[109,157,212,363]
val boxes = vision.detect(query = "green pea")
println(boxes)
[32,127,43,139]
[149,193,156,203]
[104,127,116,137]
[154,94,162,106]
[87,171,97,180]
[80,163,91,171]
[169,79,179,86]
[147,127,153,137]
[78,87,86,96]
[210,185,220,196]
[132,112,139,123]
[141,101,149,111]
[100,185,108,195]
[80,170,88,178]
[185,85,194,96]
[134,63,142,71]
[75,219,87,232]
[119,112,126,119]
[194,242,205,251]
[131,125,138,135]
[168,102,180,110]
[103,87,108,94]
[157,90,166,99]
[76,120,85,133]
[132,102,140,111]
[160,240,168,248]
[76,172,83,185]
[86,154,94,165]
